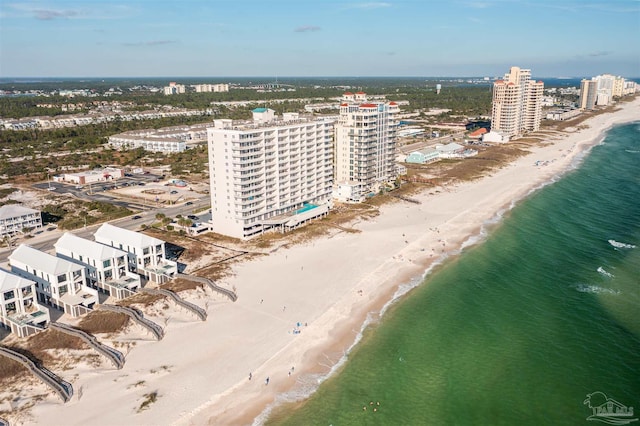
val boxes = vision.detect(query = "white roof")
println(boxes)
[55,232,128,261]
[9,244,84,276]
[436,142,464,153]
[0,204,39,220]
[0,268,35,292]
[94,223,164,249]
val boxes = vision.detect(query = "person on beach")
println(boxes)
[265,377,269,385]
[249,372,252,380]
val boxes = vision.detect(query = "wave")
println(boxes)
[625,149,639,153]
[573,283,620,295]
[608,239,636,249]
[597,266,615,278]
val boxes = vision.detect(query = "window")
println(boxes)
[3,290,15,300]
[143,247,150,255]
[103,260,111,268]
[57,274,67,283]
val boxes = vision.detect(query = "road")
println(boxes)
[0,194,210,263]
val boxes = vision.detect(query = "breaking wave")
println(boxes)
[573,283,620,295]
[608,239,636,249]
[596,266,614,278]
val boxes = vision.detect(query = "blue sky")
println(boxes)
[1,0,639,78]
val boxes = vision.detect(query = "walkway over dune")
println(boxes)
[0,345,73,403]
[48,323,124,369]
[176,273,238,302]
[139,288,207,321]
[97,304,164,340]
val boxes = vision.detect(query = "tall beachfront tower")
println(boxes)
[207,109,335,239]
[334,92,399,201]
[491,66,544,138]
[579,79,598,110]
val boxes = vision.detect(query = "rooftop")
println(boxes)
[0,268,36,292]
[0,204,39,220]
[9,244,84,276]
[95,223,164,249]
[55,232,129,261]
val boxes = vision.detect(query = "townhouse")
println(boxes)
[9,245,98,317]
[54,233,141,300]
[94,223,177,284]
[0,269,50,337]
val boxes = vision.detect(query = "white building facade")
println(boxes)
[334,93,400,201]
[0,269,50,337]
[94,223,177,283]
[207,109,335,239]
[0,205,43,237]
[9,245,98,317]
[54,233,141,300]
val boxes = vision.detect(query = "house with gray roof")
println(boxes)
[9,245,98,317]
[0,269,50,337]
[54,233,141,300]
[94,223,177,284]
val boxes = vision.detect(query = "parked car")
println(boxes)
[132,215,142,220]
[185,201,193,206]
[170,190,178,194]
[188,215,198,220]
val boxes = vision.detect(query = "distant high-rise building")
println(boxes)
[490,66,544,138]
[579,74,629,109]
[163,82,186,95]
[334,92,399,201]
[194,83,229,93]
[207,110,335,239]
[578,79,598,110]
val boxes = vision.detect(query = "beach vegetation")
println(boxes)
[137,391,158,412]
[78,311,130,335]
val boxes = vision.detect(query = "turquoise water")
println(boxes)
[296,203,318,214]
[268,122,640,425]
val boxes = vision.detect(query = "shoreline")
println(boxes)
[19,98,639,426]
[191,101,640,426]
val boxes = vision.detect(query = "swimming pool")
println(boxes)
[295,203,318,214]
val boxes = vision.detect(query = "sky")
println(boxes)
[0,0,639,78]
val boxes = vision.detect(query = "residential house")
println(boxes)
[0,269,50,337]
[54,233,141,300]
[94,223,177,283]
[9,245,98,317]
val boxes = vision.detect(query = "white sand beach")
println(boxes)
[19,98,639,426]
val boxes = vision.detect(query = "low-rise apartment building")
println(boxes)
[94,223,178,284]
[54,233,141,300]
[0,269,50,337]
[0,205,43,237]
[9,245,98,317]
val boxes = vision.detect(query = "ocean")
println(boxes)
[266,121,640,425]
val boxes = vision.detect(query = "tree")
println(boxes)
[177,217,192,231]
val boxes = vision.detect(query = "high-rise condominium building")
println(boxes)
[491,66,544,138]
[334,92,399,201]
[579,79,598,110]
[207,109,335,239]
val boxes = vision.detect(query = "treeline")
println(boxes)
[397,86,493,117]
